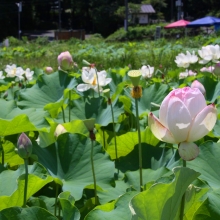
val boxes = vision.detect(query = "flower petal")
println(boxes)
[82,69,94,84]
[182,88,207,118]
[77,84,92,92]
[97,71,108,86]
[166,96,191,143]
[148,113,176,144]
[187,104,217,142]
[178,142,199,161]
[159,90,175,127]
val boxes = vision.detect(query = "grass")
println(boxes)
[0,29,219,72]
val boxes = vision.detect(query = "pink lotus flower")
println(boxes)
[200,66,214,73]
[191,80,206,96]
[45,67,53,74]
[148,87,217,161]
[57,51,73,71]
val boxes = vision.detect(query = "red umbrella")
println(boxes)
[164,19,190,29]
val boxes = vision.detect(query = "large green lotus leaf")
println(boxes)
[187,141,220,190]
[0,163,53,210]
[124,83,170,117]
[125,167,170,191]
[184,185,209,220]
[198,76,220,102]
[210,119,220,138]
[69,96,123,126]
[0,115,48,136]
[0,206,57,220]
[17,71,77,110]
[97,179,130,204]
[1,140,23,167]
[107,128,160,159]
[6,108,50,130]
[37,119,88,149]
[0,99,16,118]
[130,167,200,220]
[107,67,129,101]
[85,191,138,220]
[193,189,220,220]
[0,99,50,133]
[33,133,115,201]
[58,191,80,220]
[28,196,56,215]
[0,162,51,196]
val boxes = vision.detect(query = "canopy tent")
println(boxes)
[186,16,220,27]
[164,19,190,29]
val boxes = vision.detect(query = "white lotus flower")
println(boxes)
[0,71,5,80]
[15,69,25,82]
[179,70,189,79]
[24,68,34,81]
[179,69,196,79]
[140,65,154,78]
[77,67,112,92]
[5,64,24,80]
[175,51,198,68]
[198,45,220,64]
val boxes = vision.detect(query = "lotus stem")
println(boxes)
[180,159,186,220]
[1,148,4,166]
[94,68,100,97]
[0,140,4,165]
[54,183,59,216]
[23,158,28,207]
[102,129,106,150]
[69,90,71,122]
[91,140,98,205]
[61,106,66,123]
[110,100,118,164]
[135,98,143,192]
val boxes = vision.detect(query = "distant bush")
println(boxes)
[34,37,50,45]
[106,24,191,42]
[7,36,21,46]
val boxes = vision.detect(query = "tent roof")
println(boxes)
[186,16,220,27]
[164,19,190,29]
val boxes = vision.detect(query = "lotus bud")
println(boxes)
[191,80,206,96]
[83,119,96,141]
[17,133,32,159]
[213,63,220,75]
[57,51,73,71]
[45,67,53,74]
[54,124,67,138]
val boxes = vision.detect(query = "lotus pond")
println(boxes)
[0,37,220,220]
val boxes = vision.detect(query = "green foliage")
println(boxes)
[0,34,220,219]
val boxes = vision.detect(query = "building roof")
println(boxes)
[140,4,155,14]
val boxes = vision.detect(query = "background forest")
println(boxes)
[1,0,220,41]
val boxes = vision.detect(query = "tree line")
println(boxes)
[0,0,220,41]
